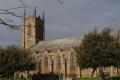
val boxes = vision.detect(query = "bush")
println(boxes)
[0,75,7,80]
[32,73,59,80]
[14,77,27,80]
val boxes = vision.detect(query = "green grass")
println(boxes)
[77,77,97,80]
[107,76,120,80]
[77,76,120,80]
[0,75,26,80]
[0,76,120,80]
[0,75,7,80]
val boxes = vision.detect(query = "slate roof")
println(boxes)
[33,37,82,51]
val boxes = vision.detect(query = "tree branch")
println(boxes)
[0,9,23,18]
[19,0,26,7]
[0,18,20,29]
[57,0,64,5]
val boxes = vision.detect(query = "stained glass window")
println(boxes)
[44,57,48,73]
[70,53,76,72]
[56,56,61,72]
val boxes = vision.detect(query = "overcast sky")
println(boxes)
[0,0,120,46]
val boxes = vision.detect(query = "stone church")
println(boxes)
[22,10,118,77]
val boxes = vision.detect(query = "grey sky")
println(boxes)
[0,0,120,46]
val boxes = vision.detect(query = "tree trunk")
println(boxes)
[9,74,14,80]
[91,67,97,77]
[116,59,120,76]
[117,67,119,75]
[79,67,82,77]
[98,67,105,80]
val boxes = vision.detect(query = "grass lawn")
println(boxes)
[77,76,120,80]
[107,76,120,80]
[77,77,97,80]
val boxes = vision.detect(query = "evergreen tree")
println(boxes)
[0,45,36,79]
[76,28,114,77]
[109,31,120,75]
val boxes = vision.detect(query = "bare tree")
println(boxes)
[0,0,64,29]
[57,0,64,5]
[0,0,26,29]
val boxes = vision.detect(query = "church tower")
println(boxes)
[22,9,45,49]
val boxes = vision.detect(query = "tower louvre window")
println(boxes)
[27,23,32,37]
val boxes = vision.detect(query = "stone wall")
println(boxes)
[33,47,119,77]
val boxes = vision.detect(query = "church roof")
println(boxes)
[33,37,82,51]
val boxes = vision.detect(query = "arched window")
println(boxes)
[44,57,48,73]
[70,53,76,73]
[56,56,61,72]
